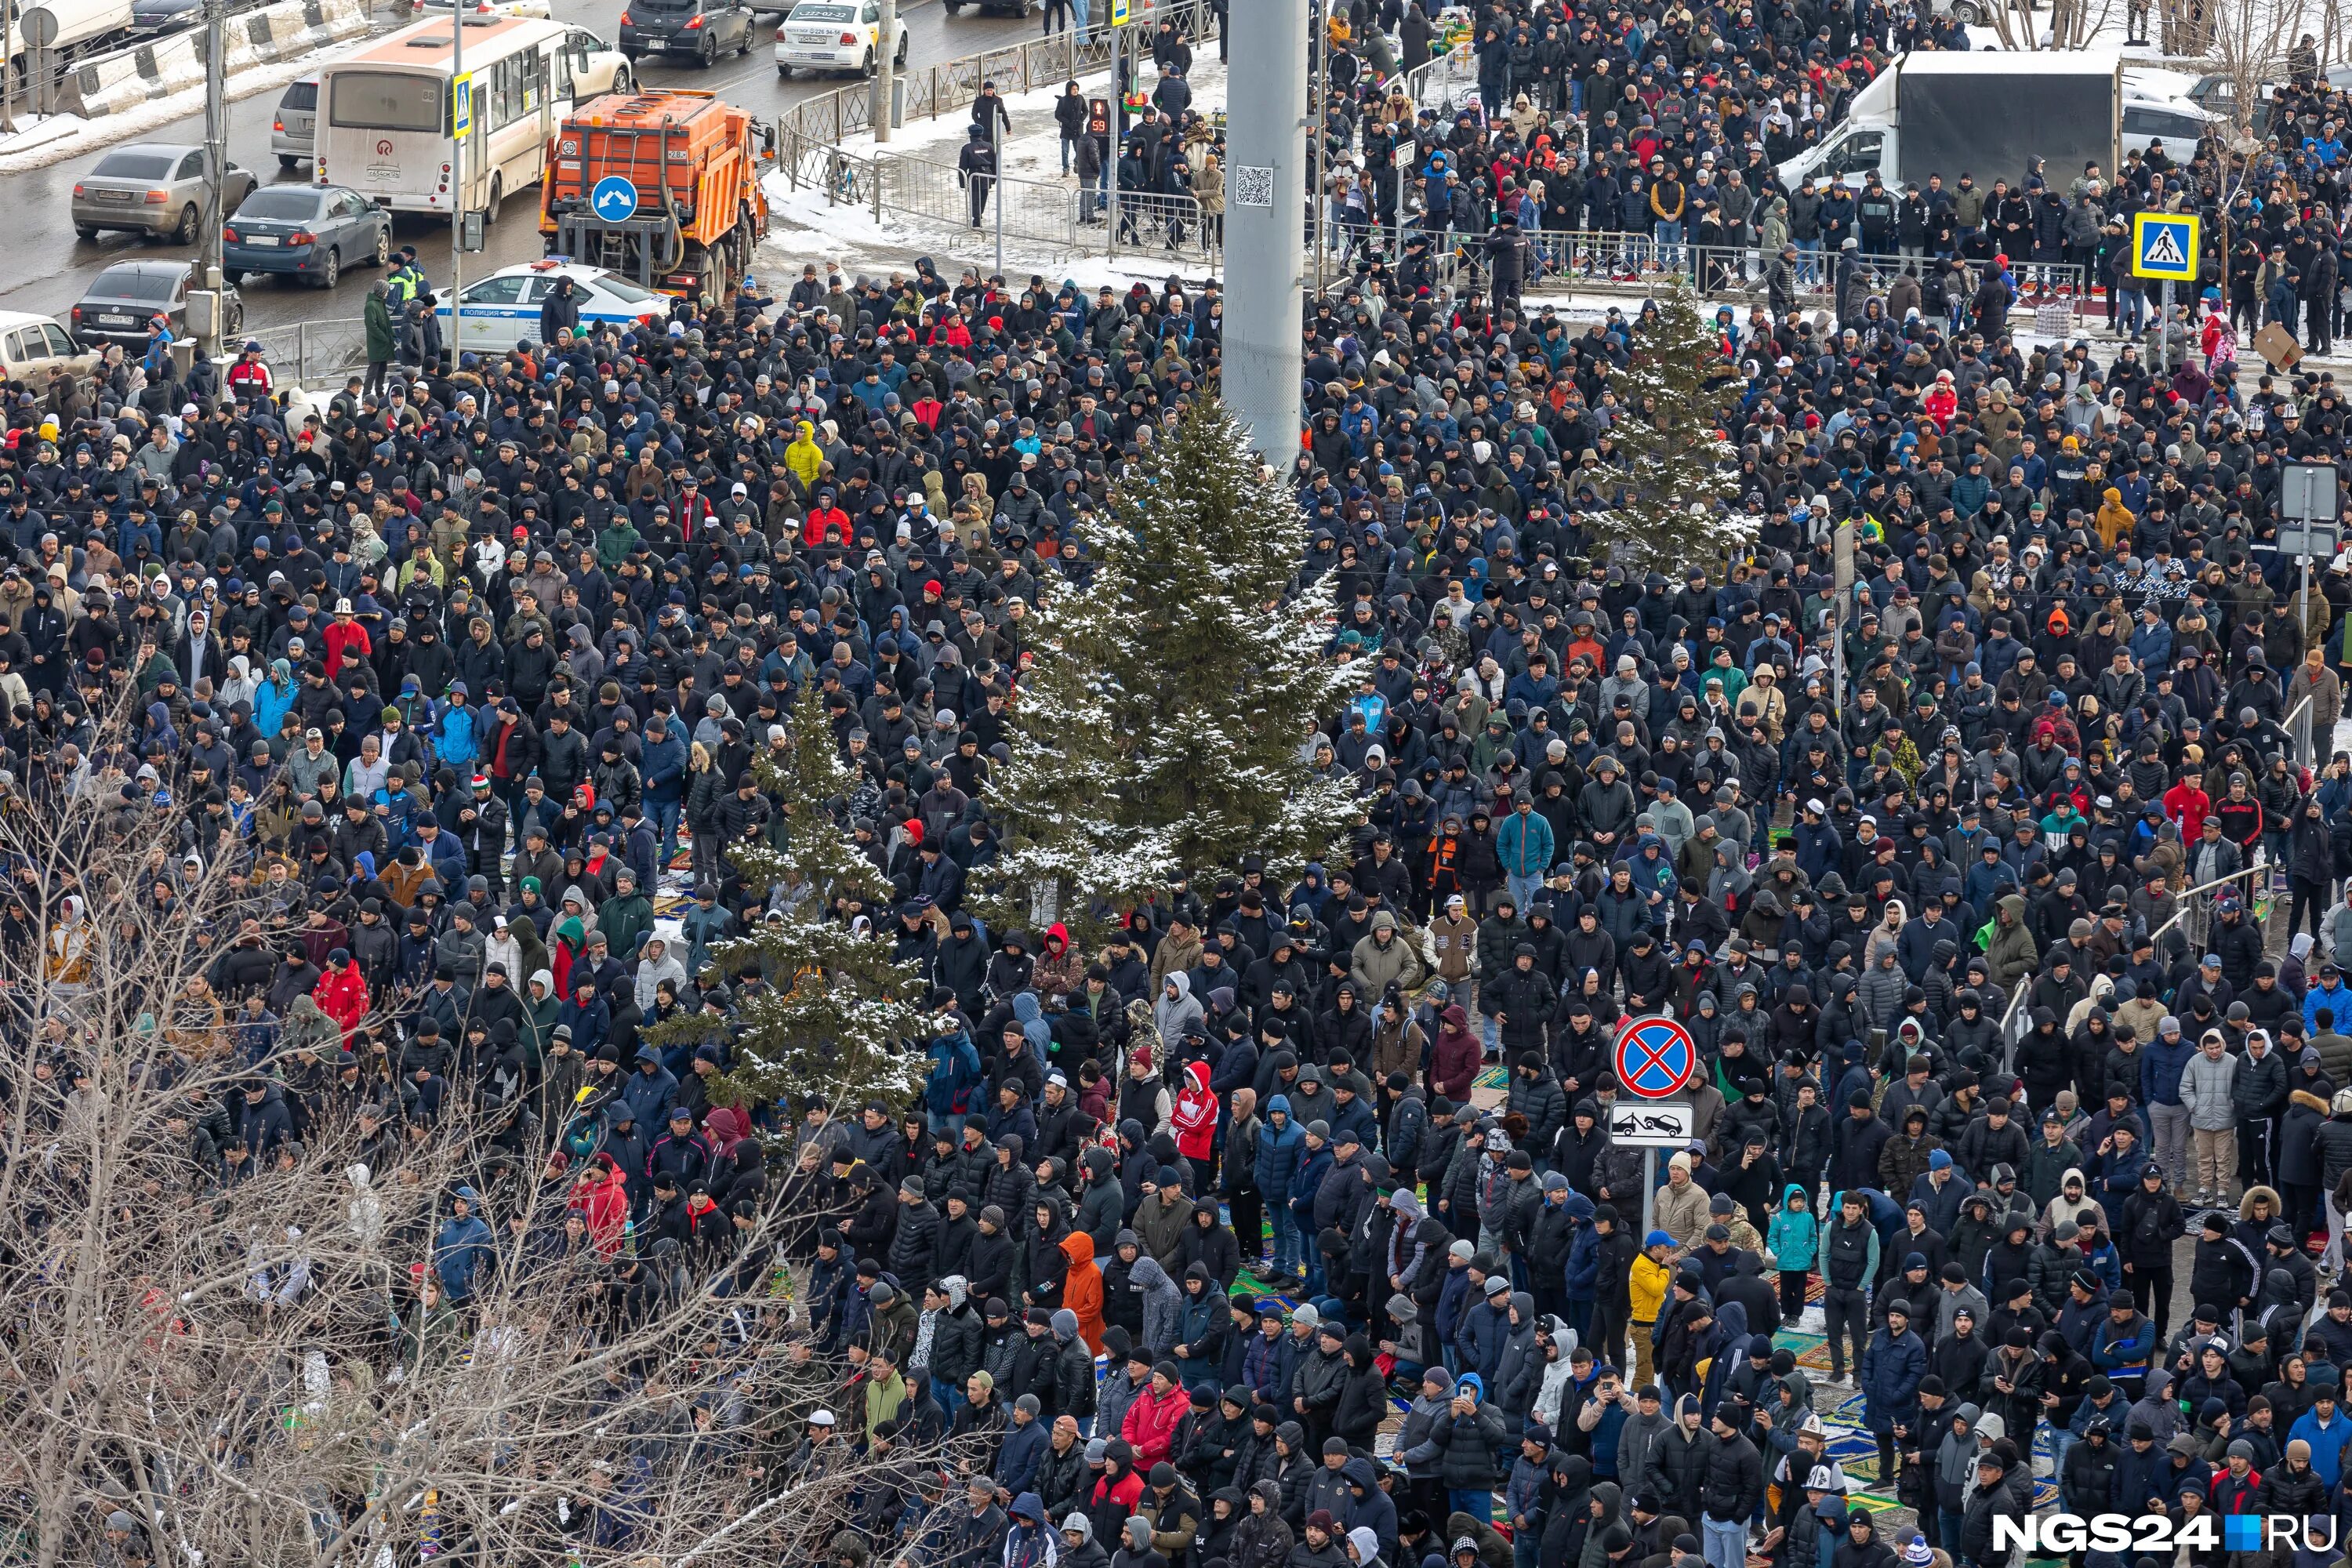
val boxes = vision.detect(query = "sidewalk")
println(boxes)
[759,36,1228,281]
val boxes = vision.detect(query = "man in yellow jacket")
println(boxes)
[1630,1232,1673,1392]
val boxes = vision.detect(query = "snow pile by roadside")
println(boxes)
[0,48,328,174]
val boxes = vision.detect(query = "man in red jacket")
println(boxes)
[311,946,369,1043]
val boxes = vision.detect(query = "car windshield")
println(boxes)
[94,270,176,302]
[238,190,321,220]
[90,152,175,179]
[280,81,317,109]
[590,272,656,303]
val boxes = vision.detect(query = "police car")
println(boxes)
[434,259,669,353]
[775,0,906,75]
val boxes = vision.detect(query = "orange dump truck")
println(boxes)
[540,89,769,301]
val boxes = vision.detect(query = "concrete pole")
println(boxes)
[1220,0,1306,463]
[450,13,465,359]
[876,0,895,143]
[200,0,226,357]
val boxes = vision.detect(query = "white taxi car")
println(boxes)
[775,0,906,76]
[434,260,670,354]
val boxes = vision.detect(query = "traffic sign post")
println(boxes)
[2132,214,2198,375]
[2281,460,2343,764]
[451,71,472,140]
[2130,212,2198,281]
[590,176,640,223]
[1613,1016,1697,1098]
[1606,1102,1694,1145]
[1612,1016,1698,1243]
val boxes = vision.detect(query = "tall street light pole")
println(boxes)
[1220,0,1305,463]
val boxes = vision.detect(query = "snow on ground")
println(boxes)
[757,165,1221,289]
[0,48,332,174]
[758,38,1225,280]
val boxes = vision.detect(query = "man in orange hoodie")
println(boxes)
[1061,1230,1105,1352]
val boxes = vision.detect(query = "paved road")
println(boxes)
[0,0,1040,329]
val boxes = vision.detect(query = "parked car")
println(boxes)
[71,143,256,243]
[941,0,1033,14]
[434,260,663,352]
[68,260,243,347]
[0,312,97,383]
[128,0,201,34]
[223,184,392,289]
[775,0,906,76]
[270,76,317,169]
[564,25,634,93]
[619,0,754,64]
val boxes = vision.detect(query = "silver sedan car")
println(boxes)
[71,143,256,244]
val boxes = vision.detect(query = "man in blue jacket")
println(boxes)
[1253,1096,1306,1283]
[638,712,688,866]
[434,1185,495,1304]
[1859,1298,1925,1484]
[2089,1288,2154,1393]
[1497,796,1555,913]
[2142,1016,2196,1193]
[2289,1382,2352,1490]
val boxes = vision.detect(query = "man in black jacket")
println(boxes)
[1700,1407,1763,1568]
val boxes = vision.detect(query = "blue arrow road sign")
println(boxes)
[590,176,639,223]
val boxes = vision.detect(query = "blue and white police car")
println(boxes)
[434,258,670,354]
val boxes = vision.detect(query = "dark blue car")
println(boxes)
[222,184,392,289]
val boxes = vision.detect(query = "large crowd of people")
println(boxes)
[32,1,2352,1567]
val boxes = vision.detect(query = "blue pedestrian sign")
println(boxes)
[1612,1015,1697,1100]
[590,176,639,223]
[2131,212,2199,282]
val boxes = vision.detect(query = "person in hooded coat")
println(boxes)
[1230,1479,1294,1568]
[1132,1253,1184,1357]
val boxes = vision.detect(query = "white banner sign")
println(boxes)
[1606,1102,1694,1147]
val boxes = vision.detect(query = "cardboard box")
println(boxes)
[2253,322,2304,370]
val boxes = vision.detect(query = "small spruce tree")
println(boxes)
[646,681,927,1112]
[978,539,1177,949]
[1102,397,1363,876]
[1584,280,1755,572]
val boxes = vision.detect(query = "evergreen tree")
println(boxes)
[1099,397,1363,877]
[1585,280,1755,572]
[977,537,1177,949]
[646,682,927,1112]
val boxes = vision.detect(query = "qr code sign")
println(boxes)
[1232,165,1275,209]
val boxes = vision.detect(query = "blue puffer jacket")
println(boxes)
[1254,1096,1305,1195]
[1290,1141,1334,1222]
[1563,1193,1601,1303]
[1454,1294,1513,1385]
[2142,1033,2195,1107]
[1859,1323,1926,1434]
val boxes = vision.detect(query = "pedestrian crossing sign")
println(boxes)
[2132,212,2199,281]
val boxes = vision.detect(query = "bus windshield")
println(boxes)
[329,71,445,132]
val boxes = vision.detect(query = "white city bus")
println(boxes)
[316,13,589,220]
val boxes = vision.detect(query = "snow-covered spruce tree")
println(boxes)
[648,681,927,1111]
[1105,397,1364,876]
[975,539,1178,950]
[1585,280,1754,571]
